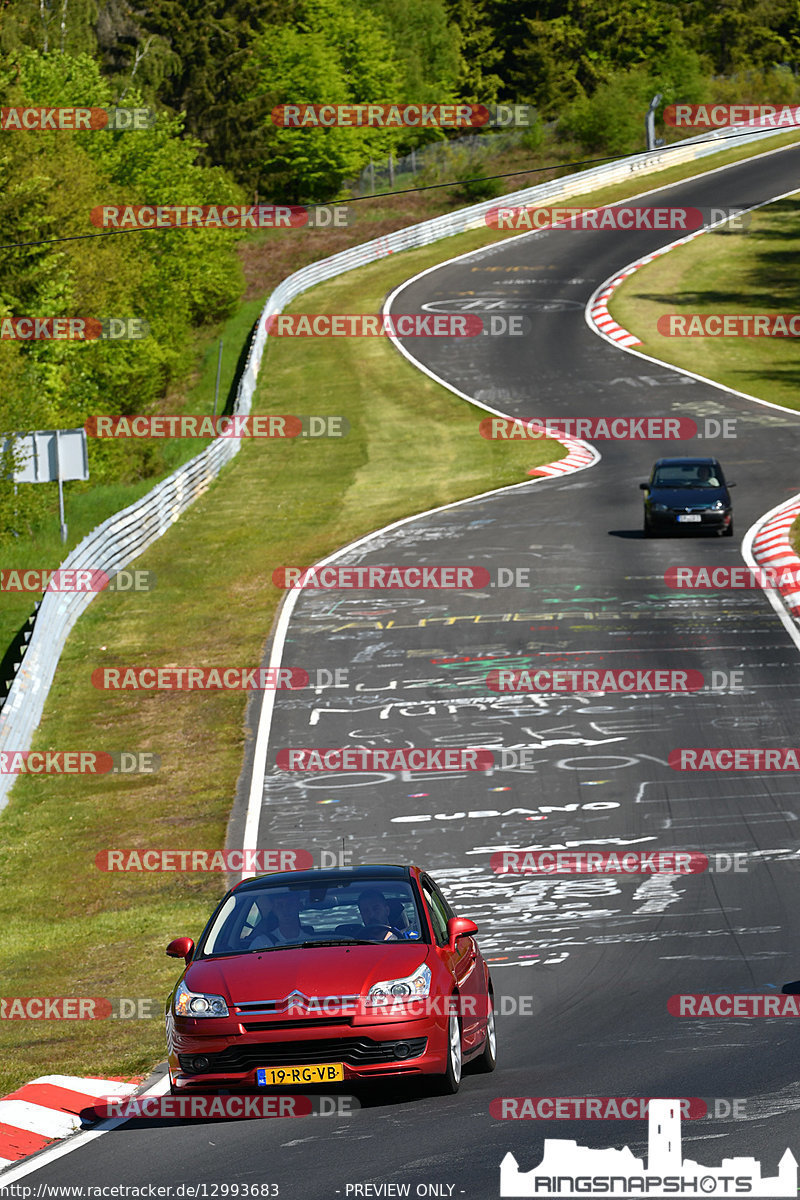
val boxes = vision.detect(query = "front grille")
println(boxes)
[234,995,359,1016]
[242,1018,353,1031]
[179,1036,427,1073]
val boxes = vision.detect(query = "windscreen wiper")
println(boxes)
[300,939,377,947]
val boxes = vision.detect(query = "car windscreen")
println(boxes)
[200,879,426,956]
[652,464,724,488]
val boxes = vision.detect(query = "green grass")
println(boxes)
[609,195,800,411]
[3,125,800,1096]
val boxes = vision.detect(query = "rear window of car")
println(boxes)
[200,878,426,956]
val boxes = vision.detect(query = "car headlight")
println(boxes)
[366,964,431,1005]
[650,503,669,512]
[174,981,229,1018]
[711,500,724,509]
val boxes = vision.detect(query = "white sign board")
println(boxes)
[1,428,89,483]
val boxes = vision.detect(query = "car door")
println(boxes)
[421,874,485,1048]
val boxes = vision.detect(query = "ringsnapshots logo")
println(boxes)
[271,102,535,128]
[91,204,351,229]
[264,313,530,337]
[498,1100,797,1197]
[664,103,800,128]
[479,416,718,440]
[484,205,750,232]
[0,106,155,131]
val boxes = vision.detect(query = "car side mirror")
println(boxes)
[166,937,194,965]
[447,917,478,951]
[639,483,649,491]
[727,481,736,487]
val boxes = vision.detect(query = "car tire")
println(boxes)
[643,516,652,537]
[723,521,734,537]
[472,996,497,1073]
[432,1009,463,1094]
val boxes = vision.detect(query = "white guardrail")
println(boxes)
[0,121,788,809]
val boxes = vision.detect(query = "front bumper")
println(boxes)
[647,508,731,532]
[168,1013,448,1091]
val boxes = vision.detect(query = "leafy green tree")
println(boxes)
[0,48,245,538]
[248,0,406,201]
[443,0,503,106]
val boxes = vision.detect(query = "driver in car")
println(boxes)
[358,888,407,941]
[250,891,311,947]
[697,464,719,486]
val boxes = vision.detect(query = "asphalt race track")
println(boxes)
[19,140,800,1197]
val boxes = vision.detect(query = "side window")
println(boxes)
[422,880,449,945]
[429,879,455,921]
[240,901,262,941]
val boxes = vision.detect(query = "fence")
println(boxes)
[0,118,787,809]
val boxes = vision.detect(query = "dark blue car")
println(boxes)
[640,457,735,537]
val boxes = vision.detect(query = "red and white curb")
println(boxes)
[0,1075,140,1169]
[588,226,713,348]
[750,495,800,617]
[528,436,597,477]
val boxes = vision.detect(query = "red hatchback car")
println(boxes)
[165,865,496,1094]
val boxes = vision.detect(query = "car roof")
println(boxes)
[231,863,417,893]
[652,457,720,467]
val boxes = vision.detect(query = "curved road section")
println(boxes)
[21,141,800,1196]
